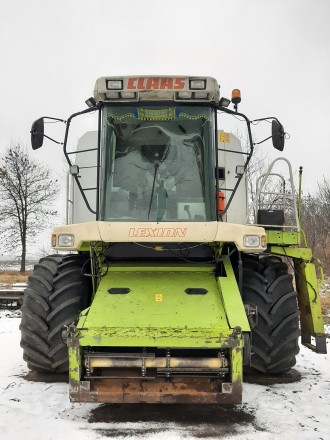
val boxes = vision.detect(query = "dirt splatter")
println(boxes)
[89,403,263,438]
[23,371,68,383]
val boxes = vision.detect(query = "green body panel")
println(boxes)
[230,339,243,382]
[68,342,81,384]
[78,242,91,252]
[77,263,245,348]
[266,230,301,245]
[68,260,247,402]
[269,245,312,260]
[216,259,250,332]
[294,261,325,336]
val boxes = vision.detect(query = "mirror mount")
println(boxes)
[31,116,66,150]
[251,117,285,151]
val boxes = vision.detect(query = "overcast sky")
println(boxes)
[1,0,329,194]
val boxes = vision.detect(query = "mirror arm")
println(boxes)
[42,133,63,145]
[251,116,280,124]
[251,116,285,151]
[254,134,273,145]
[31,117,66,147]
[63,105,99,159]
[41,116,66,123]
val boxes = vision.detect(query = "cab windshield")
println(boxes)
[100,105,215,222]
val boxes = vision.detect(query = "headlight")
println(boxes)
[57,234,75,247]
[106,79,123,90]
[189,79,206,90]
[243,235,261,248]
[177,91,193,99]
[105,91,120,99]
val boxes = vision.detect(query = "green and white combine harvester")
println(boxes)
[21,76,327,403]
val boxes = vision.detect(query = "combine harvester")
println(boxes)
[21,75,326,403]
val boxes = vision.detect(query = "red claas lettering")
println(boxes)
[127,77,186,90]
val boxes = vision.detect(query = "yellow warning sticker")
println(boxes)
[219,132,230,143]
[155,294,163,302]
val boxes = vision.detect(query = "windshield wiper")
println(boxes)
[147,162,159,219]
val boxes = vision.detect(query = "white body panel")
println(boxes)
[53,221,266,252]
[218,131,247,223]
[68,131,98,224]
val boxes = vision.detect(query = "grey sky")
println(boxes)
[1,0,329,193]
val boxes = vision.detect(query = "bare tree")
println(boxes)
[0,143,59,272]
[318,178,330,228]
[299,180,330,273]
[300,194,322,253]
[316,178,330,269]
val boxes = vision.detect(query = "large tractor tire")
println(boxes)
[240,255,300,374]
[20,254,91,373]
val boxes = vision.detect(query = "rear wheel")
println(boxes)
[20,254,91,373]
[240,255,300,374]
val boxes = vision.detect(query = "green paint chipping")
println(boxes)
[78,264,234,348]
[230,339,243,383]
[68,341,81,384]
[266,230,301,246]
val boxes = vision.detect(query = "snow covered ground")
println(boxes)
[0,311,329,440]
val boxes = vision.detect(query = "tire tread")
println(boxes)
[20,254,91,374]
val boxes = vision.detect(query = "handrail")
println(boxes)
[245,157,300,231]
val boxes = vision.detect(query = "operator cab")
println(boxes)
[31,75,286,226]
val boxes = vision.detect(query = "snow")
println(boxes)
[0,311,329,440]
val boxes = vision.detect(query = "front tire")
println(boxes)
[240,255,300,374]
[20,254,91,373]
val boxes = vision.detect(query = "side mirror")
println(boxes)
[272,120,285,151]
[31,118,45,150]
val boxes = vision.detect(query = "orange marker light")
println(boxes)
[218,191,225,214]
[51,234,56,247]
[231,89,241,104]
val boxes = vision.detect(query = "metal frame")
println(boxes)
[245,157,300,231]
[62,105,101,215]
[62,101,255,222]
